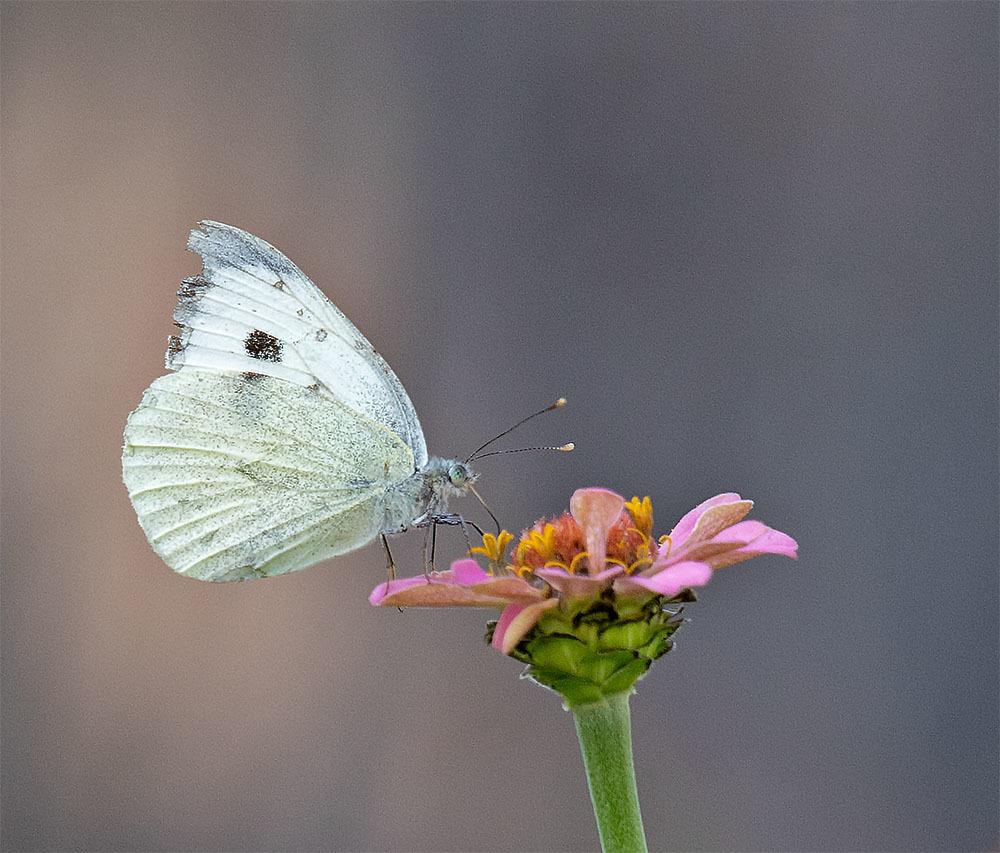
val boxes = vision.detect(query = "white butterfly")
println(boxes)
[122,221,474,581]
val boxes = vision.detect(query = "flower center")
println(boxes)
[499,497,656,578]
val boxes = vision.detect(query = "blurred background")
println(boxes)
[2,4,996,852]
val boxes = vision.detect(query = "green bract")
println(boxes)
[495,594,686,708]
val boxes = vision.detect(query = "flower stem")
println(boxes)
[572,692,648,853]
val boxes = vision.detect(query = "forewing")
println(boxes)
[170,221,427,466]
[122,370,415,581]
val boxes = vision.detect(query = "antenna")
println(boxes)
[465,398,570,464]
[471,443,574,461]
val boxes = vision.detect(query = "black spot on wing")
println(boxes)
[241,370,265,382]
[244,329,283,362]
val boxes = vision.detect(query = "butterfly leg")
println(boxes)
[412,514,488,580]
[424,523,436,579]
[381,534,407,612]
[457,515,473,555]
[427,513,483,559]
[381,533,396,585]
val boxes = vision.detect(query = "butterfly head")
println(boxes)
[423,457,477,502]
[447,461,474,490]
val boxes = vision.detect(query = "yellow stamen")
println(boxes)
[658,534,673,560]
[627,555,653,575]
[621,541,653,575]
[470,530,514,565]
[523,523,558,563]
[626,496,654,539]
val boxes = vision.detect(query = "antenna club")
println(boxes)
[560,443,575,452]
[466,396,571,462]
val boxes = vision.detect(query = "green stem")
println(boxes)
[572,692,648,853]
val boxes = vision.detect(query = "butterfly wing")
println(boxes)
[122,370,415,581]
[169,221,427,467]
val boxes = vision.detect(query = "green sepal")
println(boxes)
[507,597,683,707]
[598,619,658,651]
[600,658,651,695]
[522,669,607,707]
[643,627,676,661]
[518,634,590,671]
[520,645,652,709]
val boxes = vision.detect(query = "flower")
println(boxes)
[370,488,797,706]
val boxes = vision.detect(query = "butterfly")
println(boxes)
[122,221,475,582]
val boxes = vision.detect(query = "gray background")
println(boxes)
[3,3,997,851]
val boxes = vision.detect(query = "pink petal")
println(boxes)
[670,499,753,561]
[369,575,439,605]
[710,519,768,545]
[570,487,625,573]
[369,561,544,608]
[451,558,492,584]
[372,580,507,608]
[707,528,799,568]
[752,528,799,559]
[535,564,623,599]
[669,493,744,549]
[492,598,560,654]
[622,560,713,596]
[465,577,547,599]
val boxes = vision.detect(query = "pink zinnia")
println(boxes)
[371,489,797,668]
[371,487,798,845]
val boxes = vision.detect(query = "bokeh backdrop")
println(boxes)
[3,4,997,852]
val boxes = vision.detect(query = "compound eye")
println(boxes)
[448,463,470,487]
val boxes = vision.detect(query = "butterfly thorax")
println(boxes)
[381,456,475,533]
